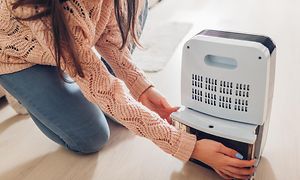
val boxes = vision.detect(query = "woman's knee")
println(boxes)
[68,121,110,154]
[71,122,110,154]
[86,125,110,153]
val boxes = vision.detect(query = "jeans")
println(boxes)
[0,0,148,154]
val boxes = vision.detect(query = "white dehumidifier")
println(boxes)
[171,30,276,170]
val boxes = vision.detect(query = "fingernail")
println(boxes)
[235,153,244,160]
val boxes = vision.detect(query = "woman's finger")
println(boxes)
[157,107,178,118]
[221,169,250,180]
[224,166,255,176]
[167,107,180,114]
[164,107,180,124]
[226,157,256,168]
[215,169,233,179]
[219,144,239,158]
[160,99,180,113]
[163,107,180,116]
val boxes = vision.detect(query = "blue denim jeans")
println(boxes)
[0,1,148,154]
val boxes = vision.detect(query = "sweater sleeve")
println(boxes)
[94,9,152,100]
[74,8,197,161]
[71,46,196,161]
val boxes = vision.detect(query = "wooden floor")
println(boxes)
[1,0,300,179]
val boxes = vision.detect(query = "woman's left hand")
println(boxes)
[139,87,179,124]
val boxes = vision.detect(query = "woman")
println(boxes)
[0,0,255,179]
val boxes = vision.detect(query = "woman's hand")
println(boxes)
[139,87,179,124]
[192,139,256,179]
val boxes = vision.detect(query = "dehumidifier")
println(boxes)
[171,30,276,171]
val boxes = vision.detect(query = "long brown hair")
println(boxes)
[12,0,140,80]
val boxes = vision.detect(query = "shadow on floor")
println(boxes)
[0,118,136,180]
[0,97,7,110]
[170,161,221,180]
[0,114,29,135]
[0,148,99,180]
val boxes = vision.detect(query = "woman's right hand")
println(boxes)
[191,139,256,179]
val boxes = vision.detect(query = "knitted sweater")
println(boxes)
[0,0,196,161]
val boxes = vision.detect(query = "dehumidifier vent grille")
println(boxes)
[191,74,250,112]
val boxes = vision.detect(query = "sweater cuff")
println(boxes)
[130,75,153,100]
[173,131,197,161]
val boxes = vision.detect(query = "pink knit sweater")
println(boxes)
[0,0,196,161]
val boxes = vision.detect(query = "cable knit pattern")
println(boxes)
[95,8,153,100]
[0,0,196,161]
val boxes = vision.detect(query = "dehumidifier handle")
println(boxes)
[204,54,237,70]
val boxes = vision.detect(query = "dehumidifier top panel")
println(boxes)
[198,30,276,54]
[181,30,276,125]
